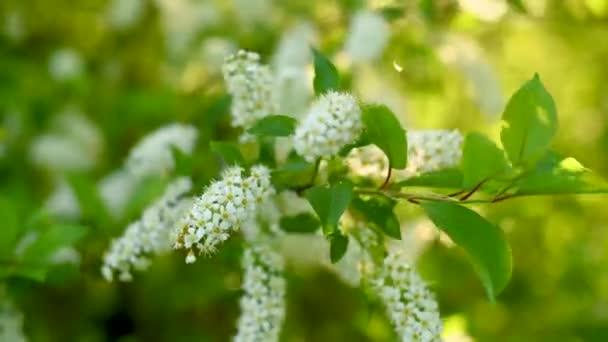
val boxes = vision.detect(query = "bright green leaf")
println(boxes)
[350,196,401,239]
[362,104,408,169]
[304,182,353,234]
[329,232,349,263]
[0,198,19,260]
[271,156,316,188]
[312,48,339,95]
[515,156,608,195]
[422,202,512,301]
[248,115,297,137]
[393,168,463,189]
[462,132,510,190]
[210,141,245,165]
[67,174,111,227]
[501,74,558,166]
[20,224,87,264]
[280,213,321,233]
[171,145,194,176]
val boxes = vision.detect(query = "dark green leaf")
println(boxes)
[248,115,297,137]
[462,132,510,190]
[350,196,401,240]
[280,213,321,233]
[329,232,349,263]
[378,6,405,21]
[507,0,526,13]
[422,202,512,301]
[171,146,194,176]
[304,182,353,234]
[210,141,245,165]
[501,74,558,166]
[312,48,339,95]
[362,104,408,169]
[0,197,19,258]
[393,168,463,189]
[515,157,608,195]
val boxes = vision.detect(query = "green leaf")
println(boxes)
[312,48,339,95]
[329,232,349,263]
[339,131,370,156]
[393,168,463,189]
[422,202,512,301]
[350,196,401,239]
[304,182,353,234]
[210,141,245,165]
[507,0,526,13]
[378,6,405,21]
[271,156,316,188]
[171,145,194,176]
[0,197,19,258]
[20,224,87,264]
[248,115,297,137]
[67,174,111,226]
[462,132,510,190]
[362,104,408,169]
[515,156,608,195]
[280,213,321,233]
[501,74,558,166]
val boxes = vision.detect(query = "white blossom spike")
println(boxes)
[102,178,192,282]
[126,123,198,176]
[346,129,464,180]
[344,11,390,63]
[406,129,463,174]
[369,249,443,342]
[0,292,27,342]
[234,243,286,342]
[222,50,278,140]
[173,165,274,260]
[294,91,363,162]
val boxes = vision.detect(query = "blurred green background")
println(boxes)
[1,0,608,341]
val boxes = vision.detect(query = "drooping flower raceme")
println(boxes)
[0,295,27,342]
[294,91,363,162]
[234,243,286,342]
[346,129,464,180]
[406,129,463,174]
[222,50,277,140]
[173,165,274,262]
[344,10,390,63]
[369,250,443,342]
[102,177,192,282]
[126,123,198,177]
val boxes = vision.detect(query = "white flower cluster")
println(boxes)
[102,177,192,282]
[294,91,363,162]
[222,50,277,140]
[0,296,27,342]
[234,243,286,342]
[370,250,442,342]
[97,169,139,219]
[346,129,464,180]
[344,11,390,64]
[126,123,198,176]
[173,165,274,262]
[30,106,104,173]
[407,129,463,174]
[105,0,145,30]
[48,48,84,81]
